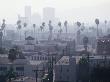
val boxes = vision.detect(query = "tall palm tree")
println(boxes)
[0,30,3,52]
[64,21,68,33]
[23,23,27,39]
[104,20,107,27]
[1,19,6,39]
[57,22,62,40]
[95,18,99,38]
[58,22,62,31]
[76,21,81,44]
[40,22,45,39]
[104,20,107,35]
[64,21,68,40]
[33,24,36,38]
[23,22,27,28]
[77,21,81,28]
[17,20,22,40]
[40,22,45,32]
[48,20,53,41]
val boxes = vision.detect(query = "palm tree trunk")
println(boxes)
[97,25,99,38]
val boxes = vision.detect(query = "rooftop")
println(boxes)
[25,36,35,40]
[56,55,110,65]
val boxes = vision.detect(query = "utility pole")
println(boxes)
[33,68,44,82]
[48,55,53,82]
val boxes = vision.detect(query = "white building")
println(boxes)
[24,36,35,51]
[0,54,44,78]
[25,6,31,25]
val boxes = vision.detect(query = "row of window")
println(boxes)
[31,56,48,60]
[0,67,24,71]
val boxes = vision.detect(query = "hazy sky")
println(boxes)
[0,0,110,24]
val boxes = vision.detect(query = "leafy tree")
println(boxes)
[8,48,17,63]
[83,36,89,51]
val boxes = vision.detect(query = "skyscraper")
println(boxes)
[43,7,55,23]
[25,6,31,24]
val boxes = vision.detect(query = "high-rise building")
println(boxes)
[43,7,55,23]
[25,6,31,24]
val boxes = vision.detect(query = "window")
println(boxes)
[0,67,7,71]
[16,67,24,71]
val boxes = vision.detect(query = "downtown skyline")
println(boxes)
[0,0,110,24]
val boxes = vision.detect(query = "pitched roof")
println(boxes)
[25,36,34,40]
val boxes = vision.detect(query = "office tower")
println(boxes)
[25,6,31,24]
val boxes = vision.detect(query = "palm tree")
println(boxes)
[104,20,107,27]
[76,21,81,44]
[17,20,22,40]
[77,21,81,28]
[23,22,27,28]
[23,23,27,39]
[33,24,36,38]
[48,20,53,41]
[64,21,68,33]
[57,22,62,40]
[40,22,45,39]
[95,18,99,38]
[104,20,107,35]
[40,22,45,32]
[1,19,6,39]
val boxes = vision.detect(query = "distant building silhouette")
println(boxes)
[25,6,31,25]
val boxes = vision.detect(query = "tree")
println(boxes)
[95,18,99,37]
[76,21,81,44]
[8,48,17,63]
[40,22,45,32]
[33,24,36,38]
[83,36,89,51]
[104,20,107,27]
[76,21,81,27]
[58,22,62,32]
[64,21,68,33]
[17,20,22,40]
[23,22,27,28]
[48,20,53,41]
[23,23,27,39]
